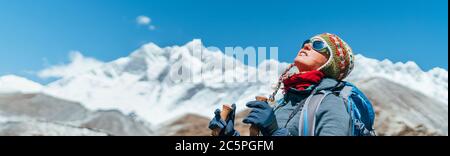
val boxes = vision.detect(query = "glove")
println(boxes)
[208,104,240,136]
[242,100,279,136]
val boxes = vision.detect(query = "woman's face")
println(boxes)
[294,42,329,72]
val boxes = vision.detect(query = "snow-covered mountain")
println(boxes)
[0,75,43,93]
[355,77,447,135]
[40,39,287,125]
[348,55,448,104]
[0,39,447,135]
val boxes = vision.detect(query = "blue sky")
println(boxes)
[0,0,448,83]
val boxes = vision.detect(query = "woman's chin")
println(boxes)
[294,63,310,73]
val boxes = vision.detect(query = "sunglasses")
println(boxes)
[302,39,329,53]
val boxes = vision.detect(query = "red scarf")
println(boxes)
[282,70,325,92]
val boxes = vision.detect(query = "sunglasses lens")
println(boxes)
[312,40,326,51]
[302,39,311,48]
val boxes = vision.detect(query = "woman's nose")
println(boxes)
[302,43,312,50]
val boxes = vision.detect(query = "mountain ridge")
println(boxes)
[0,40,447,135]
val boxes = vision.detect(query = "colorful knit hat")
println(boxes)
[312,33,354,80]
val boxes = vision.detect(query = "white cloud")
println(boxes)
[136,15,157,31]
[136,15,151,25]
[38,51,104,79]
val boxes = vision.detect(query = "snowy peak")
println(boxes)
[128,39,201,63]
[428,67,448,83]
[348,54,448,104]
[107,39,265,85]
[0,75,43,93]
[40,40,281,124]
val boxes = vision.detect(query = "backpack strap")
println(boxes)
[298,90,332,136]
[339,85,354,136]
[339,85,354,104]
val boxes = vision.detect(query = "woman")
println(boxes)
[209,33,355,136]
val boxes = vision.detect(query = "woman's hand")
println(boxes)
[242,101,279,136]
[208,104,240,136]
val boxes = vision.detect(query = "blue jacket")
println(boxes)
[274,78,351,136]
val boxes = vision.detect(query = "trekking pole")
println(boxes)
[249,96,269,136]
[211,104,233,136]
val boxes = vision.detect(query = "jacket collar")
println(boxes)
[283,78,342,105]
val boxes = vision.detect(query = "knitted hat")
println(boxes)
[312,33,354,80]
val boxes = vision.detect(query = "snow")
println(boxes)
[1,39,447,126]
[0,75,43,93]
[40,40,279,125]
[346,54,448,104]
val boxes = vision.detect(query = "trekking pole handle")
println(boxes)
[249,96,269,136]
[211,104,233,136]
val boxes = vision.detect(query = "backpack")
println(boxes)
[298,81,376,136]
